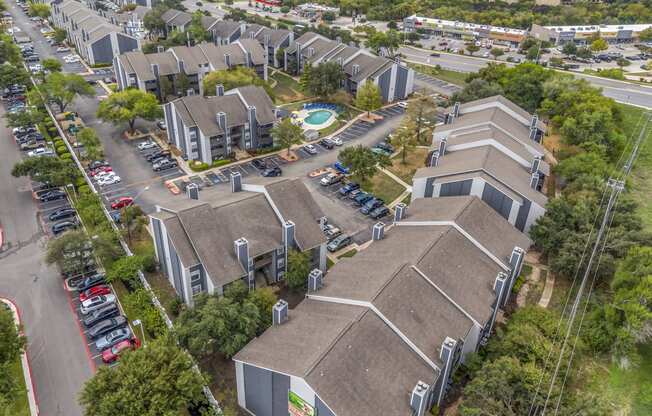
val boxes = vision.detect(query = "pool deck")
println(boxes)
[293,109,337,130]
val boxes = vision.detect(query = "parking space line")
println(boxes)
[62,282,97,373]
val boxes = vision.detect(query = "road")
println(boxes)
[399,46,652,108]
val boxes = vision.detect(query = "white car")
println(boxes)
[137,140,157,151]
[27,147,54,157]
[29,64,42,73]
[397,101,408,109]
[64,56,80,63]
[303,144,318,154]
[94,171,116,180]
[97,175,121,186]
[331,136,343,146]
[80,294,116,315]
[56,46,70,52]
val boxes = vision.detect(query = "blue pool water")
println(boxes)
[304,110,333,125]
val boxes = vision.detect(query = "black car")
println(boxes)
[375,142,394,153]
[251,159,267,170]
[261,166,282,177]
[153,158,178,171]
[319,139,335,149]
[338,182,360,196]
[49,207,76,221]
[39,189,66,202]
[88,315,128,339]
[146,150,171,162]
[83,303,119,327]
[20,141,42,151]
[77,274,106,292]
[89,160,110,170]
[14,126,37,136]
[369,205,390,219]
[52,220,77,235]
[327,234,352,252]
[353,192,373,206]
[360,198,384,215]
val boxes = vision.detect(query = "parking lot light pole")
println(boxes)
[132,319,146,346]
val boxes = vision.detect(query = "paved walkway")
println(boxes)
[538,270,556,308]
[518,251,555,308]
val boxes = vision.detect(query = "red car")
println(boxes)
[90,166,112,177]
[102,338,140,363]
[79,285,112,302]
[110,197,133,210]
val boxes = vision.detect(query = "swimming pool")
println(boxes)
[304,110,334,126]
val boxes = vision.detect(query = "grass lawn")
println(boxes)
[387,147,429,183]
[337,249,357,259]
[355,170,406,205]
[270,71,304,104]
[6,357,29,416]
[620,103,652,231]
[407,63,469,86]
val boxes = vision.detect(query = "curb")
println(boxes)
[0,298,40,416]
[0,224,3,251]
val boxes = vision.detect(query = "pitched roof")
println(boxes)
[449,95,547,131]
[414,145,548,206]
[209,20,242,38]
[344,52,393,82]
[444,123,545,161]
[437,106,535,145]
[162,9,192,27]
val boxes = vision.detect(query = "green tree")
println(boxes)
[271,117,304,156]
[590,37,608,53]
[4,107,44,129]
[562,42,578,56]
[40,72,95,113]
[27,1,50,19]
[286,249,311,292]
[405,94,437,145]
[354,80,382,117]
[143,5,169,39]
[616,57,631,68]
[106,255,144,287]
[339,145,389,183]
[489,47,504,59]
[465,43,480,56]
[53,28,67,43]
[0,34,22,65]
[450,78,504,104]
[247,287,277,332]
[365,29,402,57]
[12,156,79,186]
[576,46,593,59]
[0,63,30,90]
[640,28,652,42]
[79,338,206,416]
[42,58,62,74]
[0,307,26,365]
[202,66,274,98]
[76,127,103,161]
[46,230,93,274]
[392,126,415,164]
[299,61,344,99]
[96,89,162,134]
[187,11,210,43]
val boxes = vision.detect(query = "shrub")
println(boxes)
[122,288,168,337]
[56,145,68,155]
[48,127,58,137]
[60,153,72,160]
[511,275,525,293]
[78,184,91,194]
[211,159,231,168]
[75,176,87,187]
[280,5,289,13]
[189,160,210,171]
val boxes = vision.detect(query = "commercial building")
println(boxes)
[149,176,327,306]
[284,32,414,102]
[531,23,652,45]
[50,0,140,65]
[162,85,277,162]
[113,38,267,99]
[413,96,548,233]
[403,15,528,46]
[234,196,531,415]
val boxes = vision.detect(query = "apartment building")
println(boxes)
[234,196,531,415]
[242,25,294,67]
[413,96,548,233]
[163,85,276,162]
[113,38,267,99]
[50,0,140,65]
[149,176,327,306]
[284,32,414,102]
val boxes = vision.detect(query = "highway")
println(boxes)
[399,46,652,109]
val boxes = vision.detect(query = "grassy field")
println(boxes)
[7,356,29,416]
[356,170,406,205]
[270,71,304,104]
[337,249,358,259]
[407,63,469,86]
[387,147,429,183]
[620,104,652,231]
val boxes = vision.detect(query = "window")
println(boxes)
[190,269,202,296]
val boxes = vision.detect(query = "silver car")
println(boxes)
[95,327,132,351]
[80,294,116,315]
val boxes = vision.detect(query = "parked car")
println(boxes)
[333,161,350,174]
[79,284,112,302]
[338,182,360,196]
[261,166,282,177]
[137,140,157,151]
[89,160,110,170]
[39,189,66,201]
[90,166,113,176]
[348,188,362,199]
[110,197,133,210]
[88,315,127,340]
[360,198,384,215]
[146,150,170,162]
[83,303,119,327]
[20,140,42,151]
[76,273,106,292]
[95,327,132,351]
[97,174,121,186]
[353,192,373,206]
[320,173,343,186]
[153,158,178,171]
[13,126,36,136]
[80,294,116,315]
[371,147,392,156]
[102,338,140,363]
[27,147,54,157]
[251,159,267,170]
[323,224,342,241]
[331,136,343,146]
[319,138,335,149]
[52,220,77,235]
[303,144,318,154]
[93,170,115,180]
[327,234,352,252]
[156,120,167,130]
[56,46,70,52]
[375,142,394,153]
[369,205,390,219]
[48,207,76,221]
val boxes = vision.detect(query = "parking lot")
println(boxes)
[413,72,463,97]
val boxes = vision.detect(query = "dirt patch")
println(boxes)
[544,132,562,154]
[200,354,248,416]
[278,150,299,162]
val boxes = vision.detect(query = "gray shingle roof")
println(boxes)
[449,95,547,131]
[444,123,544,161]
[209,20,242,38]
[438,106,535,144]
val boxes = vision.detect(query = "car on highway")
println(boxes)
[360,198,384,215]
[88,315,127,340]
[102,338,140,364]
[137,140,157,151]
[27,147,54,157]
[48,207,76,221]
[39,189,66,202]
[251,158,267,170]
[320,173,343,186]
[95,327,132,351]
[338,182,360,196]
[80,294,116,315]
[110,197,133,210]
[76,273,106,292]
[52,220,77,235]
[369,205,390,219]
[83,303,119,327]
[327,234,352,252]
[261,166,282,177]
[90,166,112,176]
[79,284,112,302]
[331,136,343,146]
[97,174,121,186]
[303,144,318,154]
[153,158,178,171]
